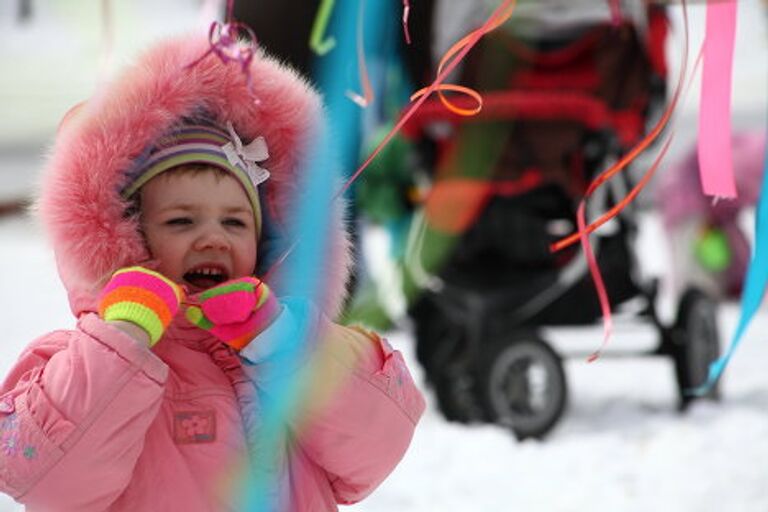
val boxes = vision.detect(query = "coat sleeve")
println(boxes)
[0,313,168,511]
[297,322,425,505]
[239,298,426,505]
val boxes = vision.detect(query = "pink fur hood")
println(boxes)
[37,33,351,318]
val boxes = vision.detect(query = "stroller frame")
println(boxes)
[401,9,721,439]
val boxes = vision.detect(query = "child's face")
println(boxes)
[140,168,258,293]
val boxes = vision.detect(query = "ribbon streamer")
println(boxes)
[577,200,612,362]
[269,1,518,276]
[185,21,259,94]
[697,0,738,198]
[580,136,675,361]
[345,0,374,108]
[409,2,517,116]
[310,0,337,56]
[402,0,412,45]
[335,0,518,200]
[694,133,768,393]
[552,0,695,360]
[550,0,692,253]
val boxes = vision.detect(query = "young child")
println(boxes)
[658,131,766,299]
[0,33,425,511]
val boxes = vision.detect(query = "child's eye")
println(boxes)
[223,218,246,228]
[165,217,192,226]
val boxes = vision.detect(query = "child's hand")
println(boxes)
[184,277,282,351]
[98,266,185,347]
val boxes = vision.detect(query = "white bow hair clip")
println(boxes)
[221,121,270,186]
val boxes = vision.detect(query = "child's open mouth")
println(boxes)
[183,264,230,290]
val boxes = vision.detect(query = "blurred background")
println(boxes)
[1,1,767,510]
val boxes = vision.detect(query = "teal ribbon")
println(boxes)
[238,1,391,510]
[694,130,768,394]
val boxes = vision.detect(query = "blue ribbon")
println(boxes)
[695,126,768,394]
[238,1,392,510]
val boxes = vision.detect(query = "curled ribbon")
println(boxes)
[222,122,270,186]
[554,0,697,362]
[409,2,516,116]
[265,1,518,281]
[335,0,518,200]
[550,1,692,254]
[186,21,259,94]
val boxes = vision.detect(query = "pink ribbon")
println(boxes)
[554,0,699,362]
[402,1,412,45]
[698,0,738,198]
[185,21,259,94]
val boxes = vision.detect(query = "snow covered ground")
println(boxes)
[1,0,767,511]
[1,211,768,511]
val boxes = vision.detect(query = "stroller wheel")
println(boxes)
[411,296,484,423]
[673,288,722,409]
[433,365,485,423]
[475,333,567,440]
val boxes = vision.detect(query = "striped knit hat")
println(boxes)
[122,122,269,236]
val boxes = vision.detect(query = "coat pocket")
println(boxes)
[0,395,66,499]
[25,382,76,446]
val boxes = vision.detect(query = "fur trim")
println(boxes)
[37,34,351,318]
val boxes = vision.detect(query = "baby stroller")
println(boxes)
[393,3,721,439]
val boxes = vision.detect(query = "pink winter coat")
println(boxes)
[0,33,425,511]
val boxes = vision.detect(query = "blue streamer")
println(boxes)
[237,1,391,509]
[694,124,768,394]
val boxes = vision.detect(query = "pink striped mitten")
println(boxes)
[185,277,281,350]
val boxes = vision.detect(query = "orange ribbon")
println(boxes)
[335,0,518,199]
[409,3,517,116]
[550,0,691,254]
[554,1,697,361]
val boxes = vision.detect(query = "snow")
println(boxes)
[1,213,768,511]
[353,321,768,512]
[1,0,767,510]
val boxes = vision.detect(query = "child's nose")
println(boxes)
[193,227,230,251]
